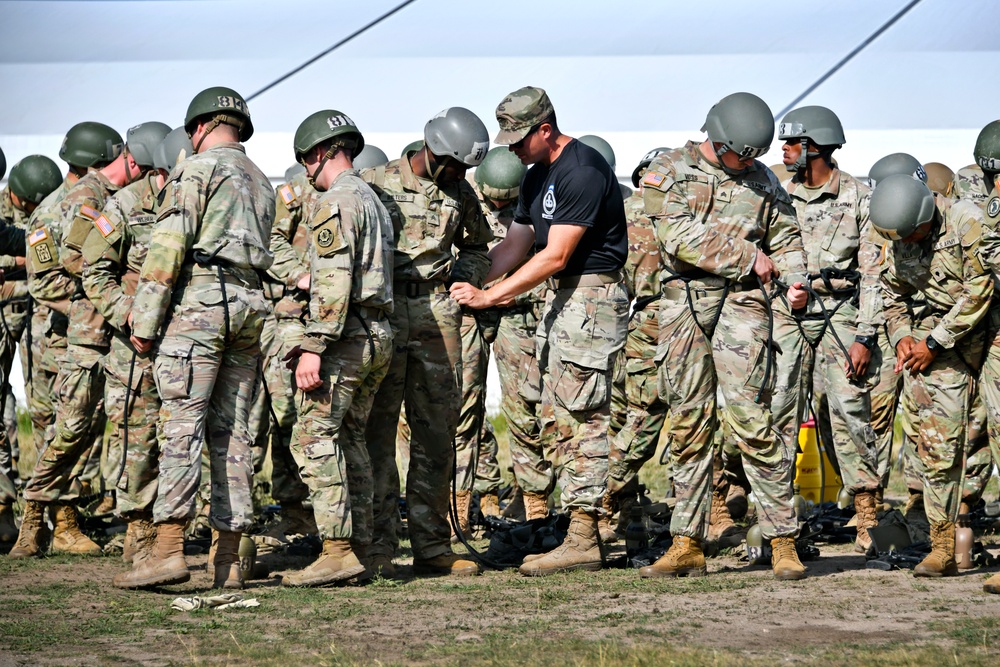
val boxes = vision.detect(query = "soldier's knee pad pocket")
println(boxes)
[154,339,195,401]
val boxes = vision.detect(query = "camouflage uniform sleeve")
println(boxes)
[26,225,76,315]
[928,214,993,348]
[879,246,914,349]
[131,169,203,339]
[81,201,130,332]
[763,197,808,284]
[450,188,494,286]
[644,167,758,280]
[60,194,104,277]
[269,186,309,287]
[854,191,883,337]
[300,199,354,354]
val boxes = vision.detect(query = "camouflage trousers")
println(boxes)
[453,313,502,494]
[103,335,159,517]
[24,342,107,504]
[609,306,666,495]
[247,311,275,476]
[365,287,462,560]
[537,280,628,512]
[770,299,881,494]
[0,298,27,504]
[870,325,903,490]
[151,281,267,532]
[898,335,979,525]
[981,310,1000,491]
[28,307,63,458]
[493,304,545,494]
[658,288,797,541]
[290,315,392,543]
[261,316,309,504]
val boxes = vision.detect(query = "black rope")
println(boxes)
[246,0,420,101]
[773,0,925,120]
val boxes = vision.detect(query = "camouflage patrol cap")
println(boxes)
[8,155,62,204]
[354,144,389,170]
[494,86,555,145]
[153,127,195,172]
[868,153,927,187]
[869,174,936,241]
[632,146,670,187]
[126,121,172,168]
[922,162,955,197]
[475,146,526,201]
[60,121,124,168]
[974,120,1000,173]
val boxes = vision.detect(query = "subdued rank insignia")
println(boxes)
[987,197,1000,218]
[95,215,115,238]
[28,228,48,246]
[317,228,334,248]
[279,185,296,205]
[643,172,665,187]
[79,205,101,221]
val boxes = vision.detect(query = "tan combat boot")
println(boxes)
[913,521,958,578]
[519,509,603,576]
[522,491,549,521]
[264,500,318,540]
[853,490,878,554]
[8,500,50,559]
[123,515,157,564]
[113,520,190,589]
[51,504,102,555]
[212,530,244,589]
[479,492,501,518]
[367,552,397,579]
[639,535,706,578]
[984,572,1000,594]
[707,490,743,547]
[597,493,617,544]
[771,537,807,580]
[413,551,481,577]
[0,503,18,543]
[92,493,116,517]
[282,539,366,587]
[450,490,473,544]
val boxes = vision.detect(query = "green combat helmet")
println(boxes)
[284,163,306,182]
[424,107,490,167]
[126,122,172,168]
[401,140,424,157]
[184,86,254,142]
[9,155,63,204]
[702,92,773,172]
[59,121,124,168]
[777,105,845,172]
[353,144,389,170]
[153,127,195,173]
[578,134,616,172]
[973,120,1000,174]
[869,173,936,241]
[632,147,670,188]
[293,109,364,159]
[923,162,955,197]
[475,146,526,201]
[867,153,927,187]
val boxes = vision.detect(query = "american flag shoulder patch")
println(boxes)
[643,172,666,187]
[280,185,296,205]
[95,215,115,238]
[28,228,48,246]
[79,204,101,221]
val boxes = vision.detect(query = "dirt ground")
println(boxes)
[1,534,999,667]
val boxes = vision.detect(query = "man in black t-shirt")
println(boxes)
[450,86,628,576]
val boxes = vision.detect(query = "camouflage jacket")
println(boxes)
[80,171,160,334]
[0,187,29,301]
[952,165,992,209]
[24,178,73,338]
[782,168,881,336]
[623,189,660,303]
[269,171,320,320]
[642,141,807,291]
[131,142,275,340]
[362,153,492,286]
[881,195,993,350]
[0,186,29,269]
[300,168,394,355]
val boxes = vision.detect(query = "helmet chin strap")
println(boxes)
[423,150,447,184]
[712,143,749,177]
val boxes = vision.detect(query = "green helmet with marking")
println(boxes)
[401,140,424,157]
[869,174,937,241]
[353,144,389,170]
[126,121,172,168]
[973,120,1000,174]
[184,86,254,141]
[153,127,195,172]
[59,121,124,168]
[475,147,526,201]
[9,155,63,205]
[632,146,670,187]
[702,92,774,162]
[424,107,490,167]
[293,109,364,159]
[868,153,927,187]
[578,135,616,172]
[778,106,845,147]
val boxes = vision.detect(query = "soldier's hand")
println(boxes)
[752,249,778,284]
[846,341,872,379]
[894,336,916,373]
[296,273,310,291]
[283,345,302,370]
[294,351,323,392]
[130,334,153,355]
[14,256,25,268]
[786,282,807,310]
[904,338,937,375]
[450,282,492,309]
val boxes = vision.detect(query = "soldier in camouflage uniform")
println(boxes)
[452,87,629,576]
[280,110,394,587]
[13,122,131,559]
[361,107,492,578]
[769,107,884,553]
[874,174,992,578]
[114,87,274,590]
[636,93,810,581]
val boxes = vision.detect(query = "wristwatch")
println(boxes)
[925,335,943,352]
[854,335,877,350]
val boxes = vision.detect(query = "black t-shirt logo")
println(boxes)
[542,184,556,220]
